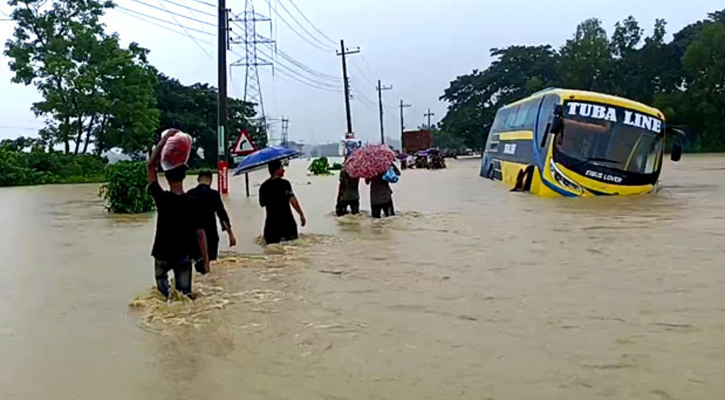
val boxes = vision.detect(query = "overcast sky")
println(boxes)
[0,0,722,145]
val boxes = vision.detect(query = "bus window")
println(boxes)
[514,103,530,129]
[491,108,509,132]
[524,101,539,131]
[504,105,520,131]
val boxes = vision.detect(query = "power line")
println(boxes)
[231,20,339,82]
[269,44,339,82]
[116,7,212,44]
[231,29,340,88]
[188,0,215,7]
[156,0,215,18]
[232,48,340,92]
[280,0,336,46]
[154,0,212,58]
[124,0,215,26]
[115,6,215,36]
[274,66,341,92]
[256,0,332,52]
[271,0,332,50]
[270,0,332,50]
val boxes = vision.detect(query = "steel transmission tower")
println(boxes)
[232,0,273,137]
[281,117,289,148]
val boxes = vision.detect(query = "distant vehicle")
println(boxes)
[481,88,685,197]
[402,130,431,154]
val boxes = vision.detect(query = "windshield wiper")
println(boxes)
[568,158,620,169]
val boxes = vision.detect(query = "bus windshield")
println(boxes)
[556,102,664,175]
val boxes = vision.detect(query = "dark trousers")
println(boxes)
[371,201,395,219]
[336,199,360,216]
[264,221,299,245]
[155,257,192,298]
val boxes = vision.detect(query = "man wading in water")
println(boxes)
[259,160,307,244]
[336,162,360,216]
[187,170,236,274]
[147,129,209,298]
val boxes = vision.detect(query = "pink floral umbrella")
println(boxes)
[345,144,395,179]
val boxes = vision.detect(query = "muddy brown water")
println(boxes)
[1,156,724,399]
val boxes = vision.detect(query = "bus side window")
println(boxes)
[491,108,509,132]
[504,105,520,131]
[514,103,530,129]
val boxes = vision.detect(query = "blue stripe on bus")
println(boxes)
[541,176,578,197]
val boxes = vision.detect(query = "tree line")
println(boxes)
[439,10,725,152]
[2,0,266,172]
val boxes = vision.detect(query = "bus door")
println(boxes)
[534,94,561,171]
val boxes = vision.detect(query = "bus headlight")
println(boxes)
[550,161,583,195]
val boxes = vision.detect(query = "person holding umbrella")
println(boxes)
[259,160,307,244]
[366,163,400,219]
[234,146,305,244]
[344,144,400,219]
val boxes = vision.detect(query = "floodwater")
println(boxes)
[1,155,724,400]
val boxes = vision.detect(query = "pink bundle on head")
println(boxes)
[161,130,192,171]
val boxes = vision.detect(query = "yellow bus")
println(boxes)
[480,88,685,197]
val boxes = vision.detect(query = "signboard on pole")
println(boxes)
[232,130,258,156]
[218,161,228,195]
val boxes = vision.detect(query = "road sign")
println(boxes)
[232,130,258,156]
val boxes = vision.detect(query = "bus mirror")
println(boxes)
[550,105,564,135]
[550,116,564,135]
[671,144,682,162]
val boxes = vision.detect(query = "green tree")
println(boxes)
[155,74,263,168]
[4,0,158,155]
[681,22,725,150]
[559,18,612,91]
[439,45,557,150]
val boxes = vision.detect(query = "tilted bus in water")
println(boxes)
[481,88,686,197]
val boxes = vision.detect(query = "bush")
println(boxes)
[0,148,106,187]
[308,157,331,175]
[101,161,155,214]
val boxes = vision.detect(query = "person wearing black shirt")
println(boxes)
[147,129,209,298]
[187,171,236,274]
[259,160,307,244]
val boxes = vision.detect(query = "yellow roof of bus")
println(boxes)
[504,88,665,120]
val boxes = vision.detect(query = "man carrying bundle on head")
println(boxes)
[146,129,209,299]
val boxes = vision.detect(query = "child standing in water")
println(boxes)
[259,160,307,244]
[147,129,209,298]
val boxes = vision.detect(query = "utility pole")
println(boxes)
[336,40,360,136]
[399,99,411,151]
[376,80,393,144]
[425,108,436,130]
[217,0,229,194]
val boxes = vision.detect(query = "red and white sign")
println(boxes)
[232,130,258,156]
[217,161,229,195]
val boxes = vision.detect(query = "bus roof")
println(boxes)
[504,88,664,119]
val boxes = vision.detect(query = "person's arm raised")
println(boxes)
[147,129,179,183]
